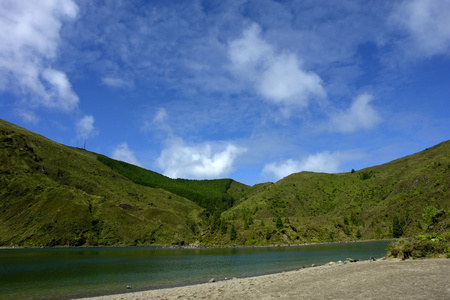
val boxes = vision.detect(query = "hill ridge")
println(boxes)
[1,118,448,247]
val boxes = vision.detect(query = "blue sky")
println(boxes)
[1,0,449,186]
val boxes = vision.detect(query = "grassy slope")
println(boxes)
[0,119,204,247]
[1,119,448,247]
[96,155,242,213]
[216,142,450,245]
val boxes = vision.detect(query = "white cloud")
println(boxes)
[228,23,325,108]
[76,115,97,140]
[101,77,133,88]
[0,0,79,111]
[112,142,141,167]
[330,93,381,133]
[263,151,342,181]
[156,137,247,179]
[393,0,450,57]
[40,68,79,111]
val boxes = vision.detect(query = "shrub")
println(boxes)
[387,234,449,259]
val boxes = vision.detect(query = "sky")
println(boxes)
[1,0,449,186]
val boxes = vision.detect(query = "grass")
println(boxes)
[97,155,239,214]
[1,118,449,247]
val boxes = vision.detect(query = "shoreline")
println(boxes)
[0,238,397,250]
[79,258,449,300]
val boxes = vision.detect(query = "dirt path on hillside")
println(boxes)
[80,258,449,300]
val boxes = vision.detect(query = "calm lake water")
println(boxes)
[0,241,392,299]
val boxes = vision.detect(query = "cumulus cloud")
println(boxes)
[76,115,97,140]
[228,23,325,108]
[330,93,381,133]
[156,137,247,179]
[263,151,342,181]
[112,142,141,166]
[392,0,450,57]
[0,0,79,111]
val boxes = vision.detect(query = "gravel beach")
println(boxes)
[79,258,449,300]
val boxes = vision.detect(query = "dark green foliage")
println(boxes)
[97,155,235,213]
[230,224,237,240]
[350,211,359,226]
[356,228,362,239]
[343,216,349,225]
[392,214,404,238]
[360,171,374,180]
[275,215,283,230]
[220,221,228,235]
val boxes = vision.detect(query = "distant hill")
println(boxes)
[0,119,448,247]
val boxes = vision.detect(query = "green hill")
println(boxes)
[217,142,450,245]
[0,119,205,247]
[0,119,448,247]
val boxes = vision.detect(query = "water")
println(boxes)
[0,241,391,299]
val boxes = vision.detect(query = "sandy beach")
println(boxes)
[80,258,449,300]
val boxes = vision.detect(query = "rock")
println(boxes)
[311,264,316,267]
[346,258,359,263]
[337,260,343,265]
[209,278,215,283]
[328,262,336,266]
[370,256,376,261]
[126,285,132,289]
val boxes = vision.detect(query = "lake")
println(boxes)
[0,241,392,299]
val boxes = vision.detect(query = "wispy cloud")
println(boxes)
[263,151,343,181]
[228,24,326,110]
[0,0,79,111]
[112,142,141,167]
[392,0,450,57]
[15,109,39,124]
[101,77,133,89]
[329,93,381,133]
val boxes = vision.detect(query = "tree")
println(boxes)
[422,206,439,230]
[392,214,404,238]
[230,224,237,240]
[350,211,359,226]
[275,215,283,230]
[220,221,228,235]
[356,228,362,239]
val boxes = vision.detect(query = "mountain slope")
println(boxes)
[1,119,448,247]
[218,141,450,245]
[0,119,204,247]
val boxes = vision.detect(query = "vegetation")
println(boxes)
[387,233,450,259]
[96,155,237,214]
[0,119,449,247]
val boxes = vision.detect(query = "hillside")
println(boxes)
[0,119,206,246]
[0,119,449,247]
[217,142,450,245]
